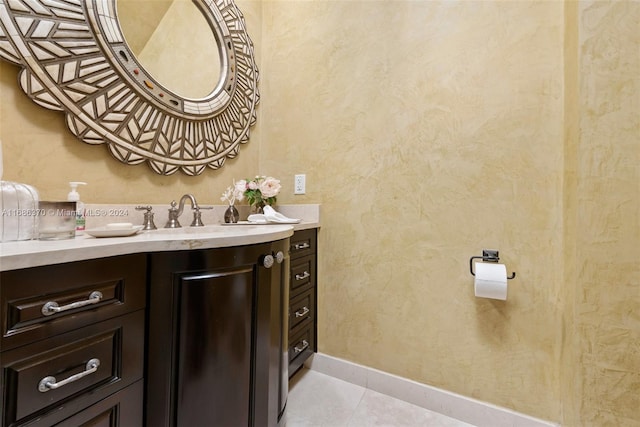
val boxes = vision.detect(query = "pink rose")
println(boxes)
[259,177,281,198]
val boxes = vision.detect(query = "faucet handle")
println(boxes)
[165,201,181,228]
[135,205,157,230]
[190,205,212,227]
[191,209,204,227]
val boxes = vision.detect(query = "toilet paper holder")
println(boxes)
[469,250,516,280]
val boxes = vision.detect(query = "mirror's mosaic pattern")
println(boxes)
[0,0,259,175]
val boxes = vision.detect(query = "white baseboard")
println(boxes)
[304,353,559,427]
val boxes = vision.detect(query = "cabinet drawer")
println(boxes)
[12,380,144,427]
[289,289,315,332]
[49,381,143,427]
[289,229,316,259]
[288,325,315,365]
[1,311,144,426]
[1,254,146,350]
[290,255,315,294]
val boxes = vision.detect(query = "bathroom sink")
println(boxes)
[145,223,294,245]
[151,225,226,235]
[149,224,274,235]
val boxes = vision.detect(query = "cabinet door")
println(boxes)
[175,267,254,427]
[253,246,289,426]
[146,241,288,427]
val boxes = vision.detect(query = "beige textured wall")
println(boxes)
[261,1,638,425]
[571,1,639,425]
[0,1,638,425]
[561,1,581,423]
[262,0,566,422]
[0,0,262,203]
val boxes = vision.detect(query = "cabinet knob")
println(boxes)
[262,254,275,269]
[263,251,284,268]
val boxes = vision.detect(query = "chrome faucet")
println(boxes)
[165,194,209,228]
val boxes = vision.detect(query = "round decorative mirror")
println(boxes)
[117,0,222,99]
[0,0,259,176]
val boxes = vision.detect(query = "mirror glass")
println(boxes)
[117,0,221,99]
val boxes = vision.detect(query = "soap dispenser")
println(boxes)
[68,181,87,235]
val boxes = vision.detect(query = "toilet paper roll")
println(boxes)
[474,262,508,300]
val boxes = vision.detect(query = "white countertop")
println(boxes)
[0,204,320,272]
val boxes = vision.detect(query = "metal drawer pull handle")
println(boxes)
[293,242,310,250]
[295,271,310,281]
[41,291,103,316]
[38,358,101,392]
[294,340,309,354]
[295,307,310,318]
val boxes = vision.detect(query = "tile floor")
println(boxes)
[286,368,476,426]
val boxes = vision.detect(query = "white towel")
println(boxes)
[248,205,300,224]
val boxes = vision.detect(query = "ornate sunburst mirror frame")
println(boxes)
[0,0,259,175]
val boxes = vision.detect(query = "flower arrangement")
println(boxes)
[238,176,281,209]
[220,180,245,206]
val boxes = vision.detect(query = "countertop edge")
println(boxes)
[1,204,320,272]
[1,225,321,272]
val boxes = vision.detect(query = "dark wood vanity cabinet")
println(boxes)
[0,235,297,425]
[288,229,318,377]
[0,254,146,427]
[146,239,289,427]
